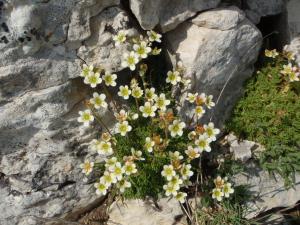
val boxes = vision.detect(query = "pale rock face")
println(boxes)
[129,0,221,32]
[108,198,186,225]
[0,0,139,224]
[233,163,300,219]
[166,7,262,127]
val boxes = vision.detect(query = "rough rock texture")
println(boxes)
[244,0,284,24]
[286,0,300,64]
[166,7,262,128]
[108,198,186,225]
[0,1,139,224]
[129,0,221,32]
[233,163,300,219]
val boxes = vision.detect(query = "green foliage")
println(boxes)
[227,55,300,186]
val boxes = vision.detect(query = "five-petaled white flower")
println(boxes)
[123,162,137,175]
[166,70,181,85]
[163,183,178,196]
[84,72,102,88]
[155,93,171,111]
[78,109,94,126]
[212,188,224,202]
[168,120,186,137]
[105,157,118,172]
[118,85,131,100]
[169,151,184,161]
[147,30,162,43]
[90,93,107,109]
[117,179,132,193]
[133,41,152,59]
[175,192,187,203]
[161,165,176,181]
[113,30,127,46]
[131,86,144,98]
[186,93,198,103]
[81,64,94,77]
[100,171,117,185]
[195,93,206,105]
[122,51,139,71]
[223,182,234,198]
[139,101,157,118]
[185,146,200,159]
[97,141,113,155]
[145,137,155,152]
[94,181,108,195]
[103,71,117,87]
[145,88,157,101]
[195,134,211,152]
[195,106,205,118]
[80,160,94,175]
[115,121,132,136]
[115,109,128,122]
[111,162,125,181]
[169,175,183,190]
[204,122,220,142]
[180,164,194,180]
[205,95,215,109]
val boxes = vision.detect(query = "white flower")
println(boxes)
[180,164,194,180]
[115,121,132,136]
[147,30,162,43]
[155,93,170,111]
[84,72,102,88]
[105,157,118,172]
[78,109,94,126]
[195,106,205,118]
[289,72,300,82]
[145,137,155,152]
[265,49,279,58]
[169,151,184,161]
[169,175,183,190]
[152,47,162,55]
[168,120,186,137]
[90,139,101,151]
[161,165,176,181]
[90,93,107,109]
[81,64,94,77]
[94,181,108,195]
[205,95,215,109]
[185,146,200,159]
[80,160,94,175]
[100,171,117,185]
[131,113,139,120]
[122,51,139,71]
[103,72,117,87]
[131,86,144,98]
[118,85,131,100]
[123,162,137,175]
[204,122,220,142]
[188,131,197,140]
[145,88,157,101]
[139,101,157,118]
[115,109,128,122]
[163,183,178,196]
[181,78,191,87]
[97,141,113,155]
[212,188,224,202]
[131,148,145,161]
[175,192,187,203]
[195,134,211,152]
[166,71,181,85]
[113,30,127,46]
[133,41,152,59]
[117,179,131,193]
[186,93,198,103]
[195,93,206,105]
[223,182,234,198]
[214,176,225,189]
[111,162,125,181]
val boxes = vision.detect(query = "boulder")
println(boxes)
[129,0,221,32]
[233,163,300,218]
[0,1,139,224]
[166,7,262,128]
[108,198,186,225]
